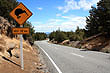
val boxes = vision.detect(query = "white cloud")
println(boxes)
[62,15,75,19]
[37,7,43,10]
[57,0,80,13]
[61,15,86,30]
[57,0,100,13]
[78,0,99,10]
[57,6,63,10]
[78,0,91,10]
[63,0,80,13]
[56,14,62,17]
[47,19,62,24]
[33,15,86,32]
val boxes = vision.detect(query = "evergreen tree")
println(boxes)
[0,0,18,22]
[85,0,110,37]
[49,31,56,41]
[55,30,68,43]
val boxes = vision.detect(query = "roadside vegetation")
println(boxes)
[49,27,85,43]
[33,32,47,41]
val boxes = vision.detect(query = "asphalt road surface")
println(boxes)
[35,41,110,73]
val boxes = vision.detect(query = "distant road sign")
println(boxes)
[10,2,32,25]
[12,28,29,34]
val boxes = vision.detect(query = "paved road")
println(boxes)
[35,41,110,73]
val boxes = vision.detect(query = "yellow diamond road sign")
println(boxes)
[10,2,32,25]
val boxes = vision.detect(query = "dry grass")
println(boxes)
[0,35,46,73]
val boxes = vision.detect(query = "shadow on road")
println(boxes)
[80,49,88,51]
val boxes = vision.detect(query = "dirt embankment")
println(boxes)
[0,34,48,73]
[77,33,110,53]
[52,33,110,53]
[0,16,48,73]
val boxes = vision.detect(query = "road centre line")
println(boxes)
[71,53,84,58]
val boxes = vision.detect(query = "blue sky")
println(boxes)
[17,0,100,32]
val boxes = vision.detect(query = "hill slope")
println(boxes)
[77,33,110,53]
[0,34,46,73]
[0,16,47,73]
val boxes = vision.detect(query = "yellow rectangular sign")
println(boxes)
[12,28,29,34]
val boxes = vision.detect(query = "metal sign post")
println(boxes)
[20,25,24,70]
[10,2,32,70]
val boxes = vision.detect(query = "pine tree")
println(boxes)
[85,0,110,37]
[97,0,110,34]
[0,0,18,22]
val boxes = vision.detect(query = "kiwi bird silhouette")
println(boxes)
[15,8,28,19]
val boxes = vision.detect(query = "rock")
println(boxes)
[61,40,70,45]
[0,38,6,46]
[6,42,16,49]
[14,53,19,58]
[36,66,43,70]
[6,42,16,57]
[0,16,15,38]
[0,45,5,53]
[70,41,80,47]
[34,62,37,65]
[37,63,43,66]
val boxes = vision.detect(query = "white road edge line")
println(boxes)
[71,53,84,58]
[37,45,62,73]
